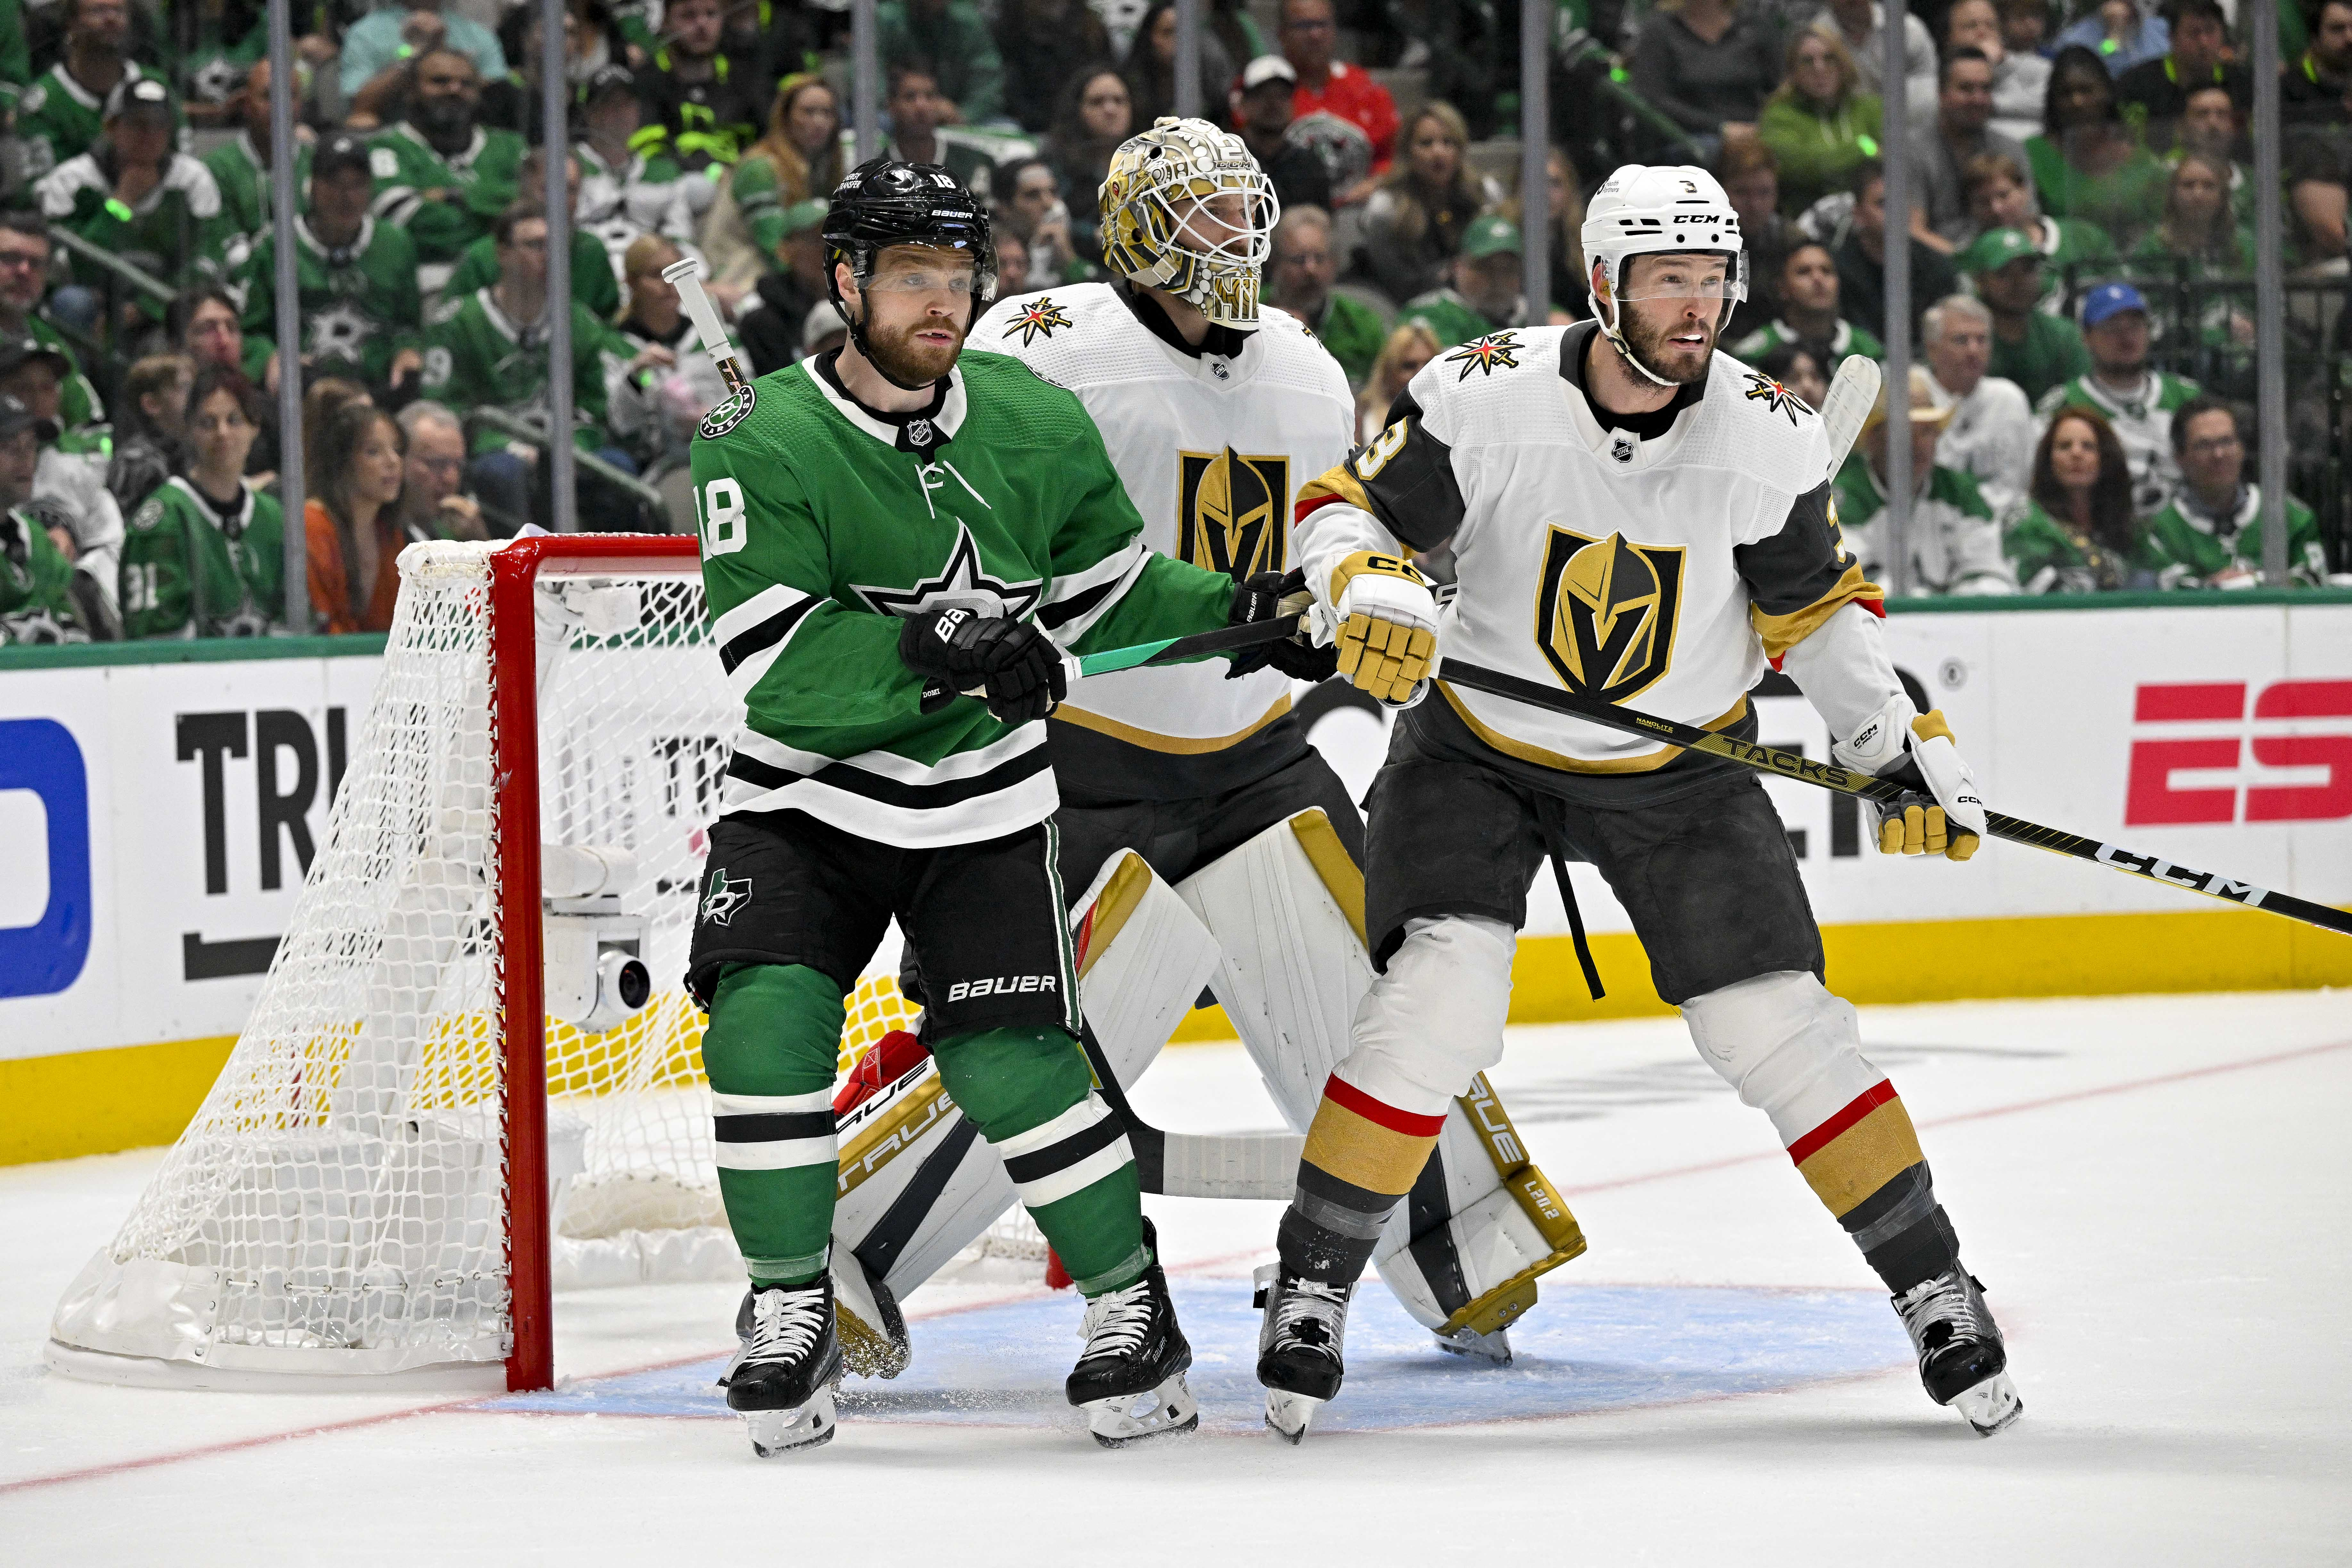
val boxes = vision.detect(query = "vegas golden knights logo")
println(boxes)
[1533,528,1685,701]
[1178,447,1289,580]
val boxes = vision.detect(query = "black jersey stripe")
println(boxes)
[714,1110,836,1143]
[1001,1112,1128,1186]
[718,594,820,676]
[1036,577,1120,632]
[726,739,1052,809]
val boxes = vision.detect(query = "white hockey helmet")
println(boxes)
[1580,164,1746,386]
[1099,116,1279,328]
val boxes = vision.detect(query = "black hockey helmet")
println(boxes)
[821,159,996,387]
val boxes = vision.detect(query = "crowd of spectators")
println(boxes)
[0,0,2345,646]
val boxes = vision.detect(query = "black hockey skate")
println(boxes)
[720,1278,844,1456]
[1065,1221,1198,1448]
[1892,1270,2023,1436]
[1254,1262,1353,1444]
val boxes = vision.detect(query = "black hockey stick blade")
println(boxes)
[1436,657,2352,940]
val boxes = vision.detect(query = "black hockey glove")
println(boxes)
[1224,568,1337,683]
[899,605,1069,726]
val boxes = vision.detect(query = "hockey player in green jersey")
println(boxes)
[684,160,1243,1456]
[118,367,283,639]
[239,134,425,394]
[364,48,525,265]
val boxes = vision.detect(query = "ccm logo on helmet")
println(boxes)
[945,974,1060,1002]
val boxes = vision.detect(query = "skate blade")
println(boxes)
[1952,1371,2023,1437]
[743,1387,838,1457]
[1083,1371,1199,1448]
[1264,1388,1325,1445]
[1435,1325,1513,1365]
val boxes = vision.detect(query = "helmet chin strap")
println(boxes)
[1599,297,1684,390]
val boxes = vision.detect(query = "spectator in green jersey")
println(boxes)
[0,214,105,431]
[2146,397,2331,587]
[2023,44,2167,247]
[118,365,284,638]
[1958,226,2093,405]
[1396,213,1525,349]
[15,0,142,182]
[36,78,233,316]
[1758,29,1881,218]
[367,46,526,265]
[443,147,620,319]
[2126,152,2257,348]
[1961,149,2117,314]
[879,0,1007,127]
[1732,239,1885,366]
[1269,205,1385,390]
[2003,404,2151,592]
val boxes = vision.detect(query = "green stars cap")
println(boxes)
[1956,226,2039,276]
[1460,214,1523,260]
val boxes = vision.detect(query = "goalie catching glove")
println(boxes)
[1313,552,1438,707]
[1226,568,1338,683]
[1830,696,1986,860]
[898,605,1070,725]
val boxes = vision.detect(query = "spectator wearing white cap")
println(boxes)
[1231,55,1333,215]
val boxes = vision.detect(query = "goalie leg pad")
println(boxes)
[828,854,1220,1334]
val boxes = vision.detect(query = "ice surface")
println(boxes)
[3,990,2348,1564]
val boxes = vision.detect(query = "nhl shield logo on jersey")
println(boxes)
[1533,528,1686,702]
[1003,296,1073,347]
[1177,447,1289,579]
[1742,371,1807,427]
[698,383,758,440]
[1443,332,1522,380]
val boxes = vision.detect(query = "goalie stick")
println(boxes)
[1436,656,2352,939]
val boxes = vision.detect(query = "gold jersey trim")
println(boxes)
[1436,682,1750,774]
[1051,693,1291,754]
[1749,561,1886,660]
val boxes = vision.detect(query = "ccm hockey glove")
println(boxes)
[1830,695,1987,861]
[1316,552,1438,708]
[1226,568,1338,683]
[899,605,1069,726]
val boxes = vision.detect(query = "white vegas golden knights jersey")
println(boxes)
[972,283,1355,792]
[1296,322,1876,778]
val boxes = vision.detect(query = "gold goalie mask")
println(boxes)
[1099,116,1279,328]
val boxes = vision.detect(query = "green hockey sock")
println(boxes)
[933,1025,1149,1296]
[701,963,844,1287]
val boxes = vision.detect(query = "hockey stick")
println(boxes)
[663,258,752,399]
[917,614,1306,712]
[1817,355,1881,482]
[1436,657,2352,938]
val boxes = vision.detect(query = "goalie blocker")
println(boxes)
[826,810,1587,1373]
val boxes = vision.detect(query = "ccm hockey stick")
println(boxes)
[1437,657,2352,939]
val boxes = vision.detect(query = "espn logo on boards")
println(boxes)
[943,974,1059,1002]
[2126,681,2352,825]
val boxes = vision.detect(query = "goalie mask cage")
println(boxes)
[43,535,1014,1395]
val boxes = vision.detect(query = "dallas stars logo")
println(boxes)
[1742,371,1805,426]
[699,868,752,927]
[1444,331,1522,380]
[1003,296,1072,347]
[853,521,1045,622]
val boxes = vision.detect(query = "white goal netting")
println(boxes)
[48,539,1037,1385]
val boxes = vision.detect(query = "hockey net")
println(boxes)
[46,536,1042,1393]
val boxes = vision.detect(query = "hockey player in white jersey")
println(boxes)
[821,117,1589,1378]
[1254,165,2024,1442]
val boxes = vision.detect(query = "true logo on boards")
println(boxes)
[2124,680,2352,826]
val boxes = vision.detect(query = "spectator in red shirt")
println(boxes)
[1279,0,1397,204]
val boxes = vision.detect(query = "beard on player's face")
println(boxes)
[855,297,969,385]
[1621,299,1721,385]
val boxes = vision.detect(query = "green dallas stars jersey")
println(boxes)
[240,217,424,387]
[35,152,235,297]
[2036,368,2202,516]
[26,316,105,433]
[443,226,620,321]
[366,122,527,264]
[421,288,625,452]
[14,61,157,181]
[0,502,84,642]
[2145,485,2329,588]
[119,476,286,639]
[690,349,1239,848]
[205,132,315,279]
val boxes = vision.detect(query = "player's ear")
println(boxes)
[834,259,862,322]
